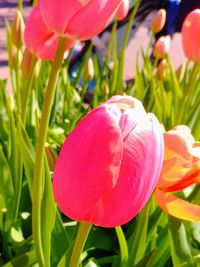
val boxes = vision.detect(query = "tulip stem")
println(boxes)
[18,0,22,12]
[115,226,129,267]
[147,33,155,54]
[32,37,68,267]
[69,222,92,267]
[22,55,37,123]
[15,47,21,114]
[176,63,199,124]
[117,0,141,90]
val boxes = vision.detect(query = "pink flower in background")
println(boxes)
[154,35,171,59]
[182,9,200,63]
[155,126,200,221]
[115,0,129,21]
[53,96,164,227]
[24,4,73,60]
[39,0,122,40]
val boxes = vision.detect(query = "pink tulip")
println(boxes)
[39,0,122,40]
[53,96,164,227]
[115,0,129,21]
[24,4,73,60]
[154,35,171,59]
[182,9,200,63]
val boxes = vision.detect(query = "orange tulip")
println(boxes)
[155,125,200,221]
[151,9,166,34]
[182,9,200,63]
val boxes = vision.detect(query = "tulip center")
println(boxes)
[108,97,135,109]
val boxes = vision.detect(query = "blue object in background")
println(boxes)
[166,0,182,35]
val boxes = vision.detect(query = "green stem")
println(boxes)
[32,0,38,6]
[13,140,22,223]
[32,37,68,267]
[16,47,21,114]
[69,222,92,267]
[117,0,141,90]
[115,226,129,267]
[146,33,155,54]
[176,63,199,124]
[105,20,117,67]
[81,82,88,101]
[21,55,37,123]
[18,0,22,12]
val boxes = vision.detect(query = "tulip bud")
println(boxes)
[83,58,94,82]
[175,63,186,81]
[8,94,15,112]
[10,45,22,67]
[45,144,58,172]
[154,36,171,59]
[103,81,109,97]
[182,9,200,63]
[11,10,25,47]
[34,59,41,78]
[10,45,17,66]
[157,59,168,80]
[115,0,129,21]
[21,49,33,77]
[151,9,166,34]
[1,208,7,214]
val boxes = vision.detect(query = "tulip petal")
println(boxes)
[115,0,129,21]
[107,96,148,140]
[66,0,121,40]
[40,0,86,35]
[25,4,56,60]
[100,113,164,227]
[53,104,123,226]
[24,4,73,60]
[160,163,200,192]
[155,189,200,222]
[158,126,200,190]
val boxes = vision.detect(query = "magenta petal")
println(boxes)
[24,4,73,60]
[40,0,85,36]
[24,4,58,60]
[53,105,123,225]
[53,96,164,227]
[115,0,129,21]
[66,0,121,40]
[101,113,164,227]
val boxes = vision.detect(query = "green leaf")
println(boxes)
[51,212,72,267]
[134,249,156,267]
[168,216,194,267]
[0,145,14,231]
[3,251,36,267]
[128,200,150,266]
[152,224,170,267]
[85,259,100,267]
[117,0,142,90]
[17,124,35,197]
[115,226,129,267]
[41,158,56,267]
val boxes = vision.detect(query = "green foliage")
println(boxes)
[1,2,200,266]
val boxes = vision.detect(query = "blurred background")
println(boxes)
[0,0,199,89]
